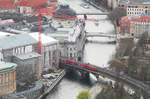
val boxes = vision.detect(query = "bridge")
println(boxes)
[86,32,136,39]
[86,32,116,38]
[59,59,150,96]
[77,12,109,15]
[86,40,116,44]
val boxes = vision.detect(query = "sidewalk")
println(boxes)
[89,83,103,99]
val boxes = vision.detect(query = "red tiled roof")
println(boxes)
[17,0,48,9]
[0,0,16,9]
[33,6,57,16]
[120,16,129,23]
[50,0,57,2]
[131,16,150,22]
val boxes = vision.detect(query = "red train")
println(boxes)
[60,58,97,71]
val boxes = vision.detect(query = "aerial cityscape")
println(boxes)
[0,0,150,99]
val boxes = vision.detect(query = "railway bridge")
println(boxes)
[59,59,150,97]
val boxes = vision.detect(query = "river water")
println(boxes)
[46,0,116,99]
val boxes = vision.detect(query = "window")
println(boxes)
[6,73,8,83]
[0,75,2,84]
[6,86,10,92]
[70,53,72,57]
[0,88,2,93]
[25,45,32,53]
[0,52,3,61]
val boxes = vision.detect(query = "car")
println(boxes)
[80,3,90,9]
[128,88,135,95]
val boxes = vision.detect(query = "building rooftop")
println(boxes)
[0,32,58,50]
[0,61,17,72]
[120,0,150,5]
[15,52,41,60]
[29,32,58,45]
[0,0,16,9]
[53,4,76,17]
[0,34,37,50]
[16,0,48,9]
[0,31,15,38]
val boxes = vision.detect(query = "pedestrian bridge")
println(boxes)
[59,58,150,96]
[77,12,109,15]
[86,32,116,38]
[86,32,136,39]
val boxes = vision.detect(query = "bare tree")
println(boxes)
[108,7,126,26]
[115,38,135,59]
[108,59,128,73]
[16,66,37,91]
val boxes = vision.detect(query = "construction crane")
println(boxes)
[38,8,42,54]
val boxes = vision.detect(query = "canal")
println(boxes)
[46,0,116,99]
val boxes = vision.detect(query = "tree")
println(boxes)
[95,86,131,99]
[108,59,127,73]
[16,65,38,91]
[115,38,135,59]
[77,90,91,99]
[108,7,126,26]
[108,7,126,34]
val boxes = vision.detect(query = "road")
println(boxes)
[58,0,115,34]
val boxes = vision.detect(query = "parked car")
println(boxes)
[128,88,135,95]
[80,3,90,9]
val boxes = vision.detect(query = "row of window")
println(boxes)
[67,47,77,51]
[127,12,142,15]
[0,83,14,94]
[69,53,76,58]
[127,8,144,11]
[12,45,32,55]
[0,72,15,84]
[127,6,149,8]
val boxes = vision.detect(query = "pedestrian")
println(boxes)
[84,14,87,20]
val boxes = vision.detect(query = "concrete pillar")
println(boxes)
[81,72,89,79]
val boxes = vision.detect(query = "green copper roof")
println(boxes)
[0,61,17,72]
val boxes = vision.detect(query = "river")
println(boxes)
[46,0,116,99]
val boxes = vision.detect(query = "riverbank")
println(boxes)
[7,70,66,99]
[38,70,66,99]
[89,83,103,99]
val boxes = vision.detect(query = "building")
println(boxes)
[16,0,57,13]
[0,33,58,81]
[0,0,57,14]
[130,16,150,36]
[119,0,150,16]
[0,0,17,13]
[29,33,59,72]
[45,4,86,62]
[0,61,17,97]
[107,0,118,9]
[120,16,150,37]
[88,0,118,9]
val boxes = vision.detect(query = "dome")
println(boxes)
[53,4,76,18]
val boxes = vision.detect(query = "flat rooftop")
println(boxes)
[15,52,41,60]
[120,0,150,5]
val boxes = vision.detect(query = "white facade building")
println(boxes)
[29,33,59,72]
[46,5,86,62]
[0,33,59,77]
